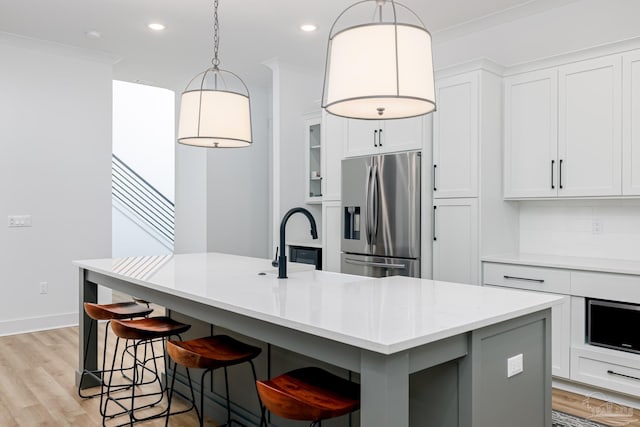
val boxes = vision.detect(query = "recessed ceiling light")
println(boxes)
[148,23,166,31]
[300,24,317,32]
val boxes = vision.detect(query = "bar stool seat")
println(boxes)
[103,316,193,426]
[165,335,262,427]
[110,316,191,340]
[167,335,261,369]
[84,301,153,321]
[256,367,360,426]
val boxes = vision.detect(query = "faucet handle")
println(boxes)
[272,247,279,267]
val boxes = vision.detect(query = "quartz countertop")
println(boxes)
[483,253,640,276]
[75,252,562,355]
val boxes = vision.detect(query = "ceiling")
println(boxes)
[0,0,576,91]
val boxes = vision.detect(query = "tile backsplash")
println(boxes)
[519,200,640,260]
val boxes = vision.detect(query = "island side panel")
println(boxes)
[77,267,99,388]
[459,309,552,427]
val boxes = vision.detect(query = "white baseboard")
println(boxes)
[0,312,78,337]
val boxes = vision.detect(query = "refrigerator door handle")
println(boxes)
[372,162,380,244]
[365,164,373,245]
[344,258,406,270]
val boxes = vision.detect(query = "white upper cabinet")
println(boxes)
[344,116,422,158]
[344,119,380,157]
[623,50,640,195]
[379,117,424,154]
[558,55,622,197]
[504,69,558,198]
[432,72,479,199]
[504,54,624,199]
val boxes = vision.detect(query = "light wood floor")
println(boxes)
[1,326,640,426]
[0,325,215,426]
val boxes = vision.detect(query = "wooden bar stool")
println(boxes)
[79,302,153,401]
[103,316,193,426]
[256,367,360,427]
[165,335,262,427]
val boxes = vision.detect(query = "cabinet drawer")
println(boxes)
[483,262,570,294]
[572,271,640,304]
[571,347,640,396]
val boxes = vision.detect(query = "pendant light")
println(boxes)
[178,0,252,148]
[322,0,436,120]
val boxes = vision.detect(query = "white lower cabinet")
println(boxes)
[482,262,571,379]
[551,295,571,379]
[322,201,341,272]
[433,198,478,285]
[571,346,640,396]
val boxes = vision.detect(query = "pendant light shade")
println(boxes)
[322,0,436,120]
[178,69,252,148]
[177,0,252,148]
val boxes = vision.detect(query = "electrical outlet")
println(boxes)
[592,218,603,235]
[507,353,523,378]
[39,282,48,295]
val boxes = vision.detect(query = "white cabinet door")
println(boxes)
[322,201,341,272]
[433,73,479,199]
[344,119,379,158]
[551,294,571,379]
[623,50,640,195]
[345,117,423,158]
[504,69,559,198]
[322,113,345,201]
[379,116,423,154]
[558,55,622,197]
[432,198,478,285]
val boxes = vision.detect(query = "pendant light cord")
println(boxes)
[212,0,220,68]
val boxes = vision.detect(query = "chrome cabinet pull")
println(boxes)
[607,370,640,382]
[559,159,564,189]
[378,128,383,147]
[503,275,544,283]
[551,160,555,190]
[373,129,378,147]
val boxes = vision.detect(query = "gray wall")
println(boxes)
[206,86,271,258]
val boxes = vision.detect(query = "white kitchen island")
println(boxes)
[75,253,562,427]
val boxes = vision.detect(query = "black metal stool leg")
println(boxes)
[164,360,179,427]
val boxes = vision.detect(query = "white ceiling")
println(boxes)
[0,0,577,90]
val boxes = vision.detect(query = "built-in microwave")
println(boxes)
[587,298,640,354]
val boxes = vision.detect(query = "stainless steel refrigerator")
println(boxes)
[341,151,421,278]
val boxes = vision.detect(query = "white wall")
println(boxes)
[112,207,172,257]
[269,61,323,251]
[519,201,640,261]
[433,0,640,70]
[0,33,113,335]
[112,80,175,201]
[206,86,271,258]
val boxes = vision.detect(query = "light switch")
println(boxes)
[8,215,32,228]
[507,353,524,378]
